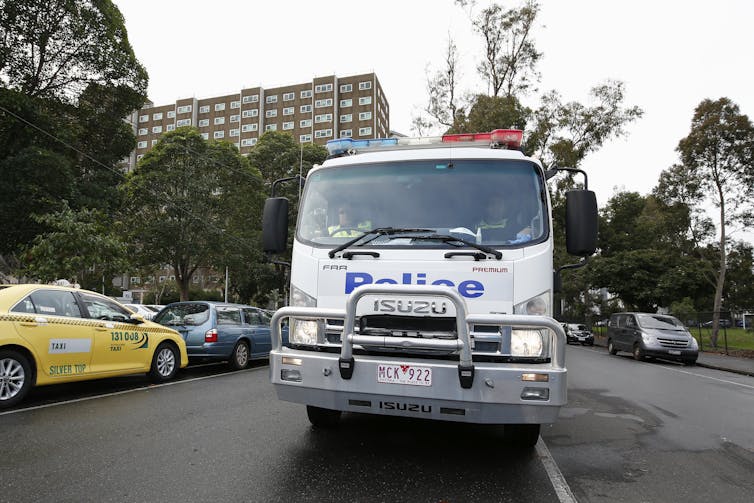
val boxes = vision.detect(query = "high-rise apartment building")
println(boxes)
[124,72,389,171]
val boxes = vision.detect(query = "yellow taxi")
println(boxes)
[0,284,188,408]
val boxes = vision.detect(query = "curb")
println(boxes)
[695,362,754,378]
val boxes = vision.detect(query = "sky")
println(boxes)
[114,0,754,239]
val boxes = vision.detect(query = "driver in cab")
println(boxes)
[328,202,372,237]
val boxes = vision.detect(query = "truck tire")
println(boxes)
[306,405,341,428]
[504,424,540,447]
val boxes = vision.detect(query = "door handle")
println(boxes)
[19,322,38,327]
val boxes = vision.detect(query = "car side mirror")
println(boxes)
[129,314,145,324]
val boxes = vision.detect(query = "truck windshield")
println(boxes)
[297,159,546,247]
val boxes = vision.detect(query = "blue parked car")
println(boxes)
[153,302,274,369]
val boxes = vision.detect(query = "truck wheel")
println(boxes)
[306,405,341,428]
[504,424,540,447]
[0,350,32,408]
[608,339,618,355]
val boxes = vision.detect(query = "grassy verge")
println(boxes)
[689,327,754,351]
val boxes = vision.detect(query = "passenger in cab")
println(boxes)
[327,201,372,237]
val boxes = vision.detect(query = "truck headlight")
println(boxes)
[291,319,319,345]
[291,285,316,307]
[513,292,550,316]
[511,329,544,357]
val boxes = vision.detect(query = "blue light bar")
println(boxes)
[326,137,399,156]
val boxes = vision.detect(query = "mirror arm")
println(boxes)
[553,256,589,294]
[545,166,589,189]
[271,175,306,197]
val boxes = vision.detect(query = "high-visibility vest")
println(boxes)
[478,218,508,229]
[328,220,372,237]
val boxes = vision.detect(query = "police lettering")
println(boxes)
[345,272,484,298]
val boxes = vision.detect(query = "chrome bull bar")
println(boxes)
[270,285,566,390]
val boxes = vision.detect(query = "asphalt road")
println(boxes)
[1,348,753,502]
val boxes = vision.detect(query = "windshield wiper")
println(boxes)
[412,234,502,260]
[328,227,435,258]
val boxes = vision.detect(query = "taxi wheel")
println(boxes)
[148,343,179,383]
[229,341,250,370]
[0,350,32,408]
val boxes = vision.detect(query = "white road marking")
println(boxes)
[536,437,578,503]
[575,346,754,390]
[0,366,265,416]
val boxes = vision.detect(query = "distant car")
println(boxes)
[562,323,594,345]
[153,302,274,369]
[0,284,188,408]
[607,312,698,365]
[123,303,157,320]
[702,319,732,328]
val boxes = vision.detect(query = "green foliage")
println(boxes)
[0,0,147,101]
[21,201,128,289]
[447,94,529,134]
[120,128,265,301]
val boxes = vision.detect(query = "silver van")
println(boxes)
[607,312,698,365]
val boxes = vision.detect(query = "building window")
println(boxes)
[359,127,372,136]
[159,276,166,283]
[136,154,144,161]
[166,124,175,132]
[314,129,332,139]
[139,114,148,123]
[137,141,147,149]
[200,132,208,140]
[167,110,175,118]
[130,277,140,284]
[265,124,278,132]
[138,128,147,136]
[265,109,277,118]
[152,112,163,120]
[241,138,257,146]
[215,103,226,111]
[242,95,258,104]
[315,98,333,108]
[300,104,312,113]
[230,129,240,137]
[177,118,191,126]
[300,89,312,99]
[283,107,294,116]
[152,126,162,133]
[198,119,209,127]
[242,110,255,118]
[340,83,352,93]
[359,81,372,90]
[231,101,240,109]
[299,119,312,128]
[282,121,294,130]
[266,95,278,104]
[214,117,225,125]
[340,99,352,108]
[241,124,256,132]
[230,115,240,122]
[315,83,333,93]
[359,96,372,105]
[151,139,158,146]
[340,114,352,123]
[315,114,332,123]
[214,131,225,139]
[359,112,372,121]
[199,105,210,113]
[340,129,352,138]
[283,92,295,101]
[177,105,192,114]
[300,134,312,142]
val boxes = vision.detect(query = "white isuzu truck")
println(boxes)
[263,129,597,446]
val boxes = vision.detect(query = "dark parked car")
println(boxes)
[153,302,274,369]
[562,323,594,345]
[607,312,698,365]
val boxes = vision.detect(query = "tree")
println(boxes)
[660,98,754,345]
[0,0,147,102]
[120,128,265,301]
[21,202,128,290]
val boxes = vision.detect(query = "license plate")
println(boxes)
[377,364,432,386]
[668,350,681,355]
[577,336,586,341]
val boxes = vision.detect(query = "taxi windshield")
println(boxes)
[297,159,546,248]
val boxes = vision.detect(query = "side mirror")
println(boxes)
[263,197,289,253]
[565,190,598,257]
[129,314,145,324]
